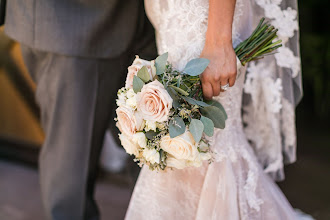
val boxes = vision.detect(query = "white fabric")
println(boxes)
[125,0,301,219]
[241,0,302,181]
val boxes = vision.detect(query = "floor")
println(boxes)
[0,113,329,220]
[0,160,132,220]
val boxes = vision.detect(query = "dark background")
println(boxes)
[277,0,330,219]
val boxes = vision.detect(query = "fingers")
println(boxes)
[229,65,238,87]
[211,81,221,96]
[229,75,236,87]
[219,77,229,92]
[223,68,237,90]
[202,81,213,100]
[228,66,237,87]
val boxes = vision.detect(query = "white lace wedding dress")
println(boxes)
[125,0,299,219]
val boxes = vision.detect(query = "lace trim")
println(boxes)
[245,61,283,114]
[254,0,300,78]
[241,0,300,181]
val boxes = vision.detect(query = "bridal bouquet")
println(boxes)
[115,18,282,170]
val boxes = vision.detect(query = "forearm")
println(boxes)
[200,0,238,99]
[205,0,236,46]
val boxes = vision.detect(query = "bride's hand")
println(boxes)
[200,41,237,100]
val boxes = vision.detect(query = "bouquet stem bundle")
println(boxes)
[235,18,282,66]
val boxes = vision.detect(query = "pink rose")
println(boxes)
[136,80,173,122]
[160,131,198,161]
[116,106,144,136]
[125,56,156,89]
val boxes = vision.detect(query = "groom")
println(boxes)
[4,1,156,220]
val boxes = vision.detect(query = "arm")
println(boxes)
[200,0,237,100]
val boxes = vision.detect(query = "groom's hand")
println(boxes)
[200,41,237,100]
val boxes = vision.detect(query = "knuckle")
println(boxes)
[220,74,228,80]
[214,75,221,81]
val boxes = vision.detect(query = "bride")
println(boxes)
[125,0,304,219]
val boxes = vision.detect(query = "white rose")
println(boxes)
[126,89,136,98]
[125,56,156,89]
[136,80,173,122]
[126,97,137,109]
[143,148,160,164]
[125,89,137,109]
[187,152,212,168]
[166,155,187,169]
[119,133,140,156]
[160,131,198,161]
[186,157,202,168]
[200,152,212,161]
[116,106,144,136]
[116,89,127,107]
[132,132,147,148]
[145,120,157,132]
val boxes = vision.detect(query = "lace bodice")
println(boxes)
[144,0,267,213]
[145,0,251,128]
[125,1,302,219]
[146,0,301,181]
[145,0,248,71]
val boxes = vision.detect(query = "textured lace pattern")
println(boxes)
[125,1,298,219]
[242,0,301,180]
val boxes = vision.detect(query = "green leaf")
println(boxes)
[166,87,180,109]
[133,75,145,93]
[155,52,168,75]
[189,119,204,142]
[200,116,214,137]
[145,131,159,140]
[182,96,210,107]
[137,66,150,82]
[169,117,185,138]
[160,149,166,163]
[177,77,181,87]
[205,100,228,119]
[200,106,226,129]
[169,85,189,96]
[183,58,210,76]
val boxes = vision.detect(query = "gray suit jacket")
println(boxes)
[5,0,151,58]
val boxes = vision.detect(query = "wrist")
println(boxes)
[205,30,232,48]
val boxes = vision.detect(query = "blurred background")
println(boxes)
[0,0,329,219]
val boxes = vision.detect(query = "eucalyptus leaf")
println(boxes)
[189,119,204,142]
[169,116,185,138]
[169,85,189,96]
[182,96,210,107]
[200,116,214,136]
[205,99,228,119]
[177,77,181,87]
[200,106,226,129]
[183,58,210,76]
[166,87,180,109]
[137,66,150,82]
[145,131,159,140]
[155,52,168,75]
[133,75,145,93]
